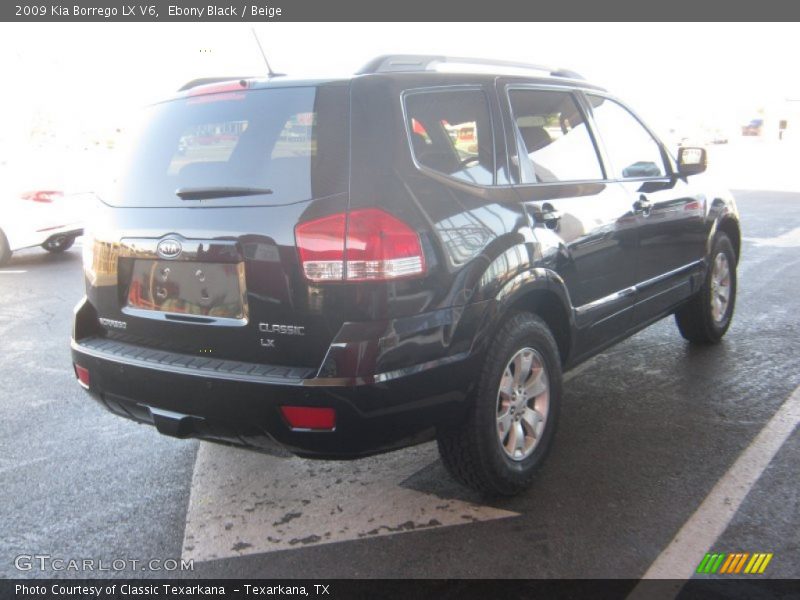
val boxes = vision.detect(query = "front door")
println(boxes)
[584,94,708,324]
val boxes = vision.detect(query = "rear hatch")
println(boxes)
[84,80,350,369]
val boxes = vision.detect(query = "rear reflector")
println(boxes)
[295,208,426,282]
[280,406,336,431]
[74,364,90,389]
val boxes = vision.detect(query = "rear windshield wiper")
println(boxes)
[175,186,274,200]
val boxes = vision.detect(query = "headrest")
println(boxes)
[410,132,428,155]
[519,126,552,153]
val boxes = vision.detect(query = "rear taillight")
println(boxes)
[74,364,90,389]
[295,208,426,282]
[295,213,347,281]
[21,190,63,203]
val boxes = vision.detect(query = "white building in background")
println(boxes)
[754,98,800,141]
[776,99,800,141]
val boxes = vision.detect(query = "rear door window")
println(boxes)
[108,84,349,207]
[404,89,495,185]
[508,89,603,184]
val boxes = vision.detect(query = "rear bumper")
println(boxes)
[71,335,476,459]
[8,226,83,252]
[43,227,83,242]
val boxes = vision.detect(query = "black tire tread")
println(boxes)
[675,233,736,344]
[437,311,561,496]
[43,235,75,254]
[0,229,11,267]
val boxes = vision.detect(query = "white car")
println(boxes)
[0,151,96,266]
[0,189,86,265]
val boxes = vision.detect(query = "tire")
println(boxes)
[675,232,737,344]
[437,312,562,496]
[42,235,75,254]
[0,229,11,267]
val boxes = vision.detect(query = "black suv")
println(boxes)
[72,55,740,495]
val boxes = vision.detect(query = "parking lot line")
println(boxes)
[744,227,800,248]
[0,270,27,274]
[635,383,800,583]
[182,441,519,563]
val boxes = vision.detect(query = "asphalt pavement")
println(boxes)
[0,189,798,580]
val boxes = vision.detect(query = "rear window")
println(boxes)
[107,84,349,207]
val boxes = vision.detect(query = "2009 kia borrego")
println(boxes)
[72,55,740,495]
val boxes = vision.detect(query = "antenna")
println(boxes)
[251,28,284,78]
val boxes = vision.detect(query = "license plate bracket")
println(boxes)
[125,259,248,321]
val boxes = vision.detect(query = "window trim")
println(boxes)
[401,85,498,188]
[581,91,675,182]
[504,84,609,186]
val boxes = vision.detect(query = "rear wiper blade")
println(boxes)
[175,186,274,200]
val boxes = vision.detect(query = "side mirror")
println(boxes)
[677,146,707,177]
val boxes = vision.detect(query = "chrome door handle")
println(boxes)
[540,209,562,226]
[633,195,652,216]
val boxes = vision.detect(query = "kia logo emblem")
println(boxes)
[157,238,182,259]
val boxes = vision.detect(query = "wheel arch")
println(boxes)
[508,287,573,366]
[708,194,741,264]
[473,268,575,366]
[716,216,741,263]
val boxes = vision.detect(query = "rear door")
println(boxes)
[584,94,707,323]
[499,82,640,357]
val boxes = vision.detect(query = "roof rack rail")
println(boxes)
[178,77,254,92]
[356,55,584,80]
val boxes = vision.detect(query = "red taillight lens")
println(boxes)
[345,209,426,281]
[280,406,336,431]
[295,208,426,282]
[295,212,347,281]
[21,190,63,203]
[74,364,90,389]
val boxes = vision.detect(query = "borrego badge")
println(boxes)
[98,317,127,330]
[157,238,182,260]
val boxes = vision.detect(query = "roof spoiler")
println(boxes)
[177,77,255,92]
